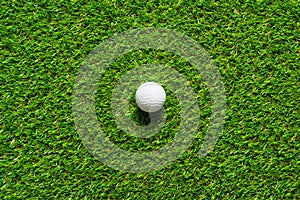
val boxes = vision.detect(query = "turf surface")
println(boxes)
[1,0,299,199]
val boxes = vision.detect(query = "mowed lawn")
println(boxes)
[1,0,299,199]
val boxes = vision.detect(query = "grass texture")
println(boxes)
[1,0,299,199]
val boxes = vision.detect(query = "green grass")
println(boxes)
[1,0,299,199]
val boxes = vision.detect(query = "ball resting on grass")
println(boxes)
[135,82,166,113]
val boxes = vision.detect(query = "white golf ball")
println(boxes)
[135,82,166,113]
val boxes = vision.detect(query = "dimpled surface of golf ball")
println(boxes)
[135,82,166,113]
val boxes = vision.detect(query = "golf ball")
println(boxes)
[135,82,166,113]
